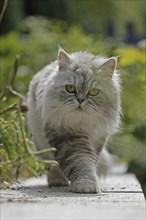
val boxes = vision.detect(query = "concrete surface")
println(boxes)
[0,165,145,220]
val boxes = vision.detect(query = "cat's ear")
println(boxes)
[101,57,117,76]
[58,49,71,72]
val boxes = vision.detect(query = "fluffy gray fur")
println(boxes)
[27,49,121,193]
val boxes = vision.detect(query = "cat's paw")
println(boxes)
[71,179,100,193]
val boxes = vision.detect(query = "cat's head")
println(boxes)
[44,49,121,135]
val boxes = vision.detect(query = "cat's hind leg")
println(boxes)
[97,149,113,177]
[47,166,69,187]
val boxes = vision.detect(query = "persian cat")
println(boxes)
[27,48,121,193]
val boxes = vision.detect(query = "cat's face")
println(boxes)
[54,68,103,115]
[44,49,120,133]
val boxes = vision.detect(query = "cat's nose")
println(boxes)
[77,98,85,104]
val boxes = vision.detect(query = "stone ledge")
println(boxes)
[0,166,145,220]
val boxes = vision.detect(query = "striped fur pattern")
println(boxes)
[27,49,121,193]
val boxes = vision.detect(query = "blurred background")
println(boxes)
[0,0,145,196]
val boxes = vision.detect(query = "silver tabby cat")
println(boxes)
[27,48,121,193]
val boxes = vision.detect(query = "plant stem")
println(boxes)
[32,148,56,156]
[0,55,20,101]
[17,104,30,155]
[0,104,17,115]
[0,0,8,23]
[8,55,20,87]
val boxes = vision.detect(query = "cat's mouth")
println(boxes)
[77,104,83,111]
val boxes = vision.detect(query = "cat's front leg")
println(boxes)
[70,166,100,193]
[61,153,100,193]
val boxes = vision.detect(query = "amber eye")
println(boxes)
[88,88,99,96]
[65,85,76,93]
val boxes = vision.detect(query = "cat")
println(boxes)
[27,48,121,193]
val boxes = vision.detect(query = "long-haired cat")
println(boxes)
[27,48,121,193]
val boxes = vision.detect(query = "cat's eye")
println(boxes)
[65,84,76,93]
[88,88,99,96]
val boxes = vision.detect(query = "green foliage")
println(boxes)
[0,17,145,193]
[109,46,146,194]
[66,0,145,35]
[0,49,57,187]
[2,0,145,37]
[0,106,57,187]
[1,16,118,94]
